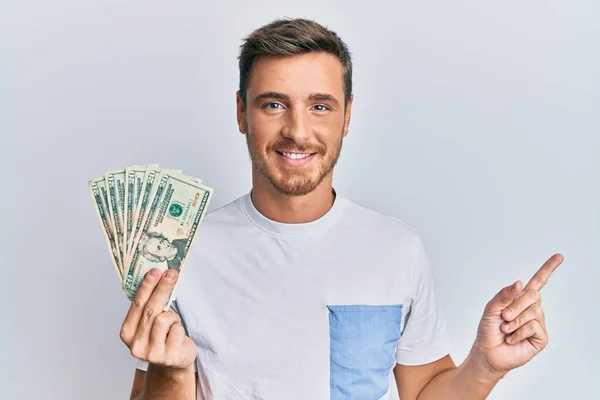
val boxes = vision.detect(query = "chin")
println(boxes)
[271,173,325,196]
[274,184,317,196]
[253,153,333,196]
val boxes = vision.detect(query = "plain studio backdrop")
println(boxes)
[1,1,598,399]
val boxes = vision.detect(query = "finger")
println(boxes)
[120,268,162,344]
[506,320,546,348]
[501,302,544,335]
[166,322,186,350]
[149,311,181,349]
[485,280,523,312]
[501,288,541,322]
[133,269,179,345]
[165,322,187,365]
[524,253,564,292]
[147,311,182,363]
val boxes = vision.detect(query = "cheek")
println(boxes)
[315,122,344,145]
[248,126,280,152]
[258,120,285,138]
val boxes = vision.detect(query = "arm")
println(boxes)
[130,367,197,400]
[396,253,563,399]
[120,269,198,400]
[395,350,503,400]
[394,355,456,400]
[130,369,145,399]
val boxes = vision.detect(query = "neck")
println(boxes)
[250,173,336,224]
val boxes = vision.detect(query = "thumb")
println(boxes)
[485,280,523,313]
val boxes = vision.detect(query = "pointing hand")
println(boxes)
[472,253,564,375]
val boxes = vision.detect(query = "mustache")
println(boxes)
[269,141,326,154]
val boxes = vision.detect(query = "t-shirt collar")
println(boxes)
[241,189,346,238]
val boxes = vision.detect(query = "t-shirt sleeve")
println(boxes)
[134,299,196,372]
[395,237,452,365]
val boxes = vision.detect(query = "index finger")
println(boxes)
[524,253,564,291]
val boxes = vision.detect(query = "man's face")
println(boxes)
[146,237,178,260]
[237,52,353,196]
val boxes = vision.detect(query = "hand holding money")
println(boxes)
[88,164,213,308]
[120,268,197,370]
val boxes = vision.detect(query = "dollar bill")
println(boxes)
[89,176,123,279]
[123,171,212,301]
[99,178,118,272]
[116,171,127,252]
[124,170,171,289]
[125,164,159,257]
[128,166,161,265]
[90,165,212,308]
[129,167,185,261]
[105,170,127,270]
[125,167,136,258]
[133,167,147,220]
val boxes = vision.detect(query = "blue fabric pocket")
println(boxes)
[327,304,403,400]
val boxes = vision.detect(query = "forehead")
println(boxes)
[247,52,345,99]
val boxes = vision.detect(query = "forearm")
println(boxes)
[417,349,505,400]
[137,364,195,400]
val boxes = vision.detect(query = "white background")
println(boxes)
[2,1,598,398]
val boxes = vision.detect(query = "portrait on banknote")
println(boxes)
[137,231,189,271]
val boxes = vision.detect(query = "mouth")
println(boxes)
[275,151,316,166]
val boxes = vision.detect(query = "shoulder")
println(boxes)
[199,194,248,231]
[190,193,255,248]
[338,197,423,247]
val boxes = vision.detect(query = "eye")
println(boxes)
[262,102,285,110]
[312,104,330,112]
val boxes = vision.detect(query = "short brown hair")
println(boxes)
[237,18,353,108]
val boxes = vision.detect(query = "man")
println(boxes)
[138,231,188,271]
[120,18,563,399]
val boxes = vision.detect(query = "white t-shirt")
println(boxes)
[136,190,451,399]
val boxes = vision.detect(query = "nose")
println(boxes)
[281,107,311,144]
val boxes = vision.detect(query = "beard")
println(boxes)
[244,125,344,197]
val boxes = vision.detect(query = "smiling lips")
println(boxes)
[280,151,312,159]
[276,151,316,166]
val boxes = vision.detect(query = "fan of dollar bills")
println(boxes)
[88,164,213,303]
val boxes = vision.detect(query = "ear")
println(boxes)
[236,91,247,134]
[342,93,354,138]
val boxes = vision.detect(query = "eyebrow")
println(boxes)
[253,92,289,104]
[309,93,339,106]
[252,91,340,107]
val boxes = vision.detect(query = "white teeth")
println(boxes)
[281,152,311,160]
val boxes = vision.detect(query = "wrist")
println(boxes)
[147,363,194,381]
[462,345,506,386]
[141,363,195,400]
